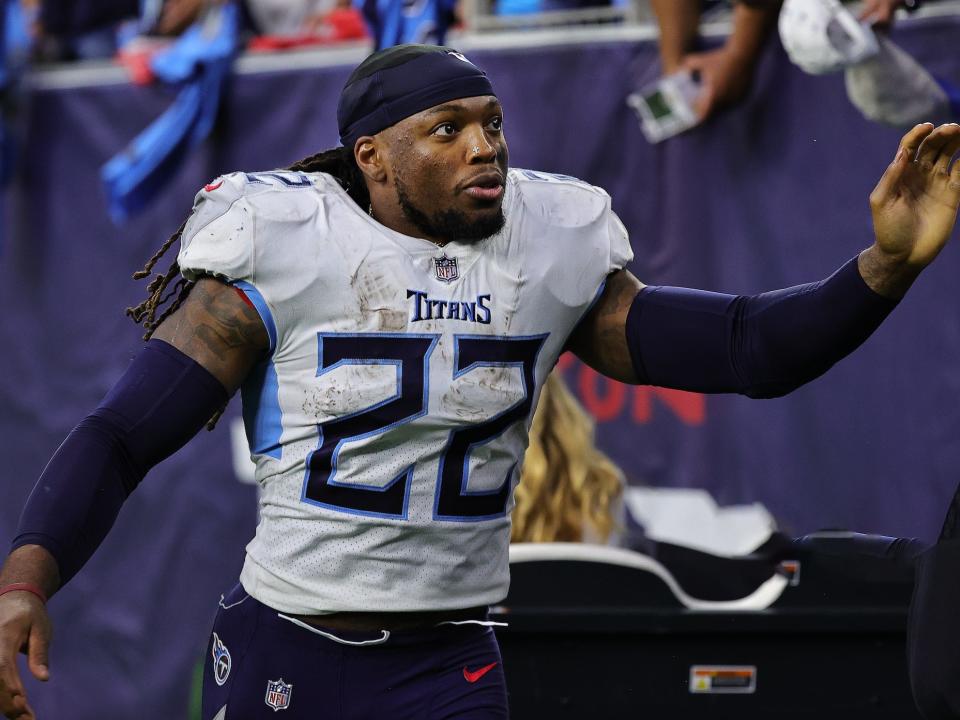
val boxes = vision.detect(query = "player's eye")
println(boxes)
[432,122,457,137]
[487,116,503,132]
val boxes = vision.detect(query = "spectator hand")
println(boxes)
[859,0,904,29]
[157,0,204,36]
[680,46,754,122]
[870,123,960,273]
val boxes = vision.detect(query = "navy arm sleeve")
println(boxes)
[625,256,899,398]
[11,340,228,586]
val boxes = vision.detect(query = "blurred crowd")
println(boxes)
[7,0,946,67]
[653,0,930,125]
[30,0,368,62]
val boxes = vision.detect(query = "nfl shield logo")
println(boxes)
[265,678,293,712]
[434,255,459,283]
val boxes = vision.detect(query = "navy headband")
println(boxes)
[337,45,496,148]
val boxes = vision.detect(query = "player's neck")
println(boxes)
[368,196,448,247]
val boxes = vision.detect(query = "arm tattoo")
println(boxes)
[566,269,644,383]
[152,278,269,392]
[191,282,267,359]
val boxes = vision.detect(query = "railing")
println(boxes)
[26,0,960,91]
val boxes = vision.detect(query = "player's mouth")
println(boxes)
[461,172,504,201]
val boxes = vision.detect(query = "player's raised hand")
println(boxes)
[869,123,960,273]
[0,592,51,719]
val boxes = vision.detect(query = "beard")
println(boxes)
[396,177,505,244]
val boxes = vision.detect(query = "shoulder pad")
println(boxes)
[179,172,255,283]
[508,168,610,229]
[184,172,247,237]
[184,169,325,239]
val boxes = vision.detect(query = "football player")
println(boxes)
[0,44,958,719]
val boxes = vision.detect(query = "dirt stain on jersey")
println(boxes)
[354,267,408,331]
[302,385,343,419]
[441,366,520,421]
[303,366,398,419]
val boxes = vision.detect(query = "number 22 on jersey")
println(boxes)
[302,332,547,522]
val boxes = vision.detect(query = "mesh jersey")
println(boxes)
[178,167,633,614]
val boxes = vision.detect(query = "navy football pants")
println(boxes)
[202,584,509,719]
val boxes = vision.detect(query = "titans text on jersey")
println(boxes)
[177,167,632,614]
[406,290,492,323]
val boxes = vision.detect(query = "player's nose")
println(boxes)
[464,126,498,163]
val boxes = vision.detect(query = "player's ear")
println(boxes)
[354,136,387,184]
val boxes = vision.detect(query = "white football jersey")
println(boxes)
[178,167,633,614]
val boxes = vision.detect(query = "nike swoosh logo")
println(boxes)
[463,662,498,683]
[205,181,224,192]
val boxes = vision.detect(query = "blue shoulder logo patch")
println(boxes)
[244,172,312,188]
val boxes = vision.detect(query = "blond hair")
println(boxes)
[511,372,624,543]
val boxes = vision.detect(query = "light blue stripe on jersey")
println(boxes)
[241,360,283,460]
[232,280,277,353]
[586,278,607,316]
[233,280,282,460]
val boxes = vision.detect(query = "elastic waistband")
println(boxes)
[285,605,491,633]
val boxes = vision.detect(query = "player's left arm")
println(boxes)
[567,123,960,394]
[565,268,645,384]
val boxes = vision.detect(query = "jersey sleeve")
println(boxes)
[607,206,633,274]
[509,170,634,315]
[177,172,255,284]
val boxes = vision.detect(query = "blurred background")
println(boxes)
[1,0,959,717]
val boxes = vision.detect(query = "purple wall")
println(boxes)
[1,16,959,717]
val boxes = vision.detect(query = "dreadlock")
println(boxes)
[126,146,368,430]
[287,146,369,208]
